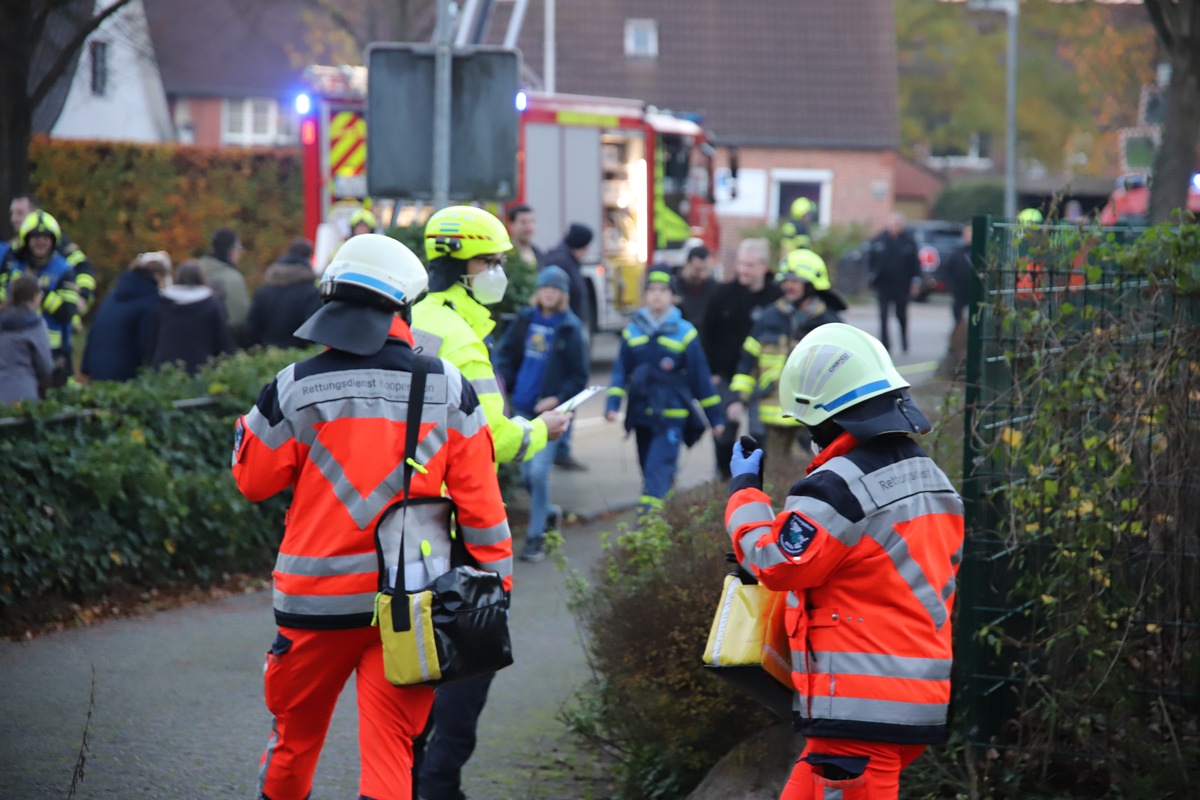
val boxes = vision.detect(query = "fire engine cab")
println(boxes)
[296,65,720,333]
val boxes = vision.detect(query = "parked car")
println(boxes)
[907,220,964,301]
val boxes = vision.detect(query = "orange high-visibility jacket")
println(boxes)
[233,317,512,630]
[725,433,964,744]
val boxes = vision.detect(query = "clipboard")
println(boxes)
[554,385,606,414]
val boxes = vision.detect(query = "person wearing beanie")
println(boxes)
[493,264,589,562]
[196,226,250,343]
[604,267,725,516]
[244,238,322,350]
[540,222,595,471]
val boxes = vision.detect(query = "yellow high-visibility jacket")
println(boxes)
[412,283,547,463]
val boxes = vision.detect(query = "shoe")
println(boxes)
[553,454,588,471]
[519,540,546,563]
[546,504,563,533]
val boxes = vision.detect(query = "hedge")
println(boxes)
[0,347,310,625]
[26,136,304,302]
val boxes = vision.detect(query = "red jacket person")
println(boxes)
[725,323,963,800]
[232,234,511,800]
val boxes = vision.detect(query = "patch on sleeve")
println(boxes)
[779,512,817,558]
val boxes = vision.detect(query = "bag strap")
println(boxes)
[396,352,430,569]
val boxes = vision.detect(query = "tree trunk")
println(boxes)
[1149,40,1200,224]
[0,1,34,239]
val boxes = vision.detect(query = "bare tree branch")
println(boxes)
[1143,0,1177,49]
[29,0,136,107]
[298,0,367,53]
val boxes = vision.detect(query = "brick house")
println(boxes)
[494,0,902,264]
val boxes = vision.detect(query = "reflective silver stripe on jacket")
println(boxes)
[726,501,785,571]
[793,650,953,681]
[475,555,513,581]
[780,495,857,546]
[412,328,444,356]
[462,520,511,546]
[272,588,378,617]
[797,693,949,728]
[274,551,377,578]
[510,416,534,463]
[307,435,448,529]
[470,377,501,396]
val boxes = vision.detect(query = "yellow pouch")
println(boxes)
[703,572,793,719]
[376,590,443,685]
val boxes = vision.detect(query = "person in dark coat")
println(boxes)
[674,244,721,329]
[867,212,921,353]
[943,224,973,326]
[81,253,170,382]
[244,238,321,349]
[153,260,236,374]
[540,222,592,332]
[701,237,783,479]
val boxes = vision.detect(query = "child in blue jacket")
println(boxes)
[605,267,725,513]
[494,266,590,561]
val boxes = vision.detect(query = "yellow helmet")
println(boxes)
[19,210,61,247]
[790,197,816,221]
[1017,208,1043,225]
[350,208,378,231]
[424,206,511,261]
[778,248,830,291]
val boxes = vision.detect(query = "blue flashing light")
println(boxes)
[515,91,527,112]
[295,93,312,115]
[1191,173,1200,192]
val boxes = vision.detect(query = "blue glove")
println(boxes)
[730,440,763,478]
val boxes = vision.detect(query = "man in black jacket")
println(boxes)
[701,237,783,479]
[867,212,921,353]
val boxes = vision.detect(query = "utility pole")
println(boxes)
[965,0,1019,218]
[544,0,556,94]
[432,0,454,209]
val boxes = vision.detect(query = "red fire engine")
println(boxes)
[296,65,720,332]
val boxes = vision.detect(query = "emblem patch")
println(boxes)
[659,357,675,372]
[232,417,245,466]
[779,512,817,558]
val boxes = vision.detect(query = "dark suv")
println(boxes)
[907,220,965,301]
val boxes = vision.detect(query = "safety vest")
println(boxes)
[725,433,964,744]
[729,298,839,428]
[232,317,511,630]
[411,282,547,463]
[604,306,723,431]
[2,252,77,355]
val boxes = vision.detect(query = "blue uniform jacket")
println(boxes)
[605,306,725,445]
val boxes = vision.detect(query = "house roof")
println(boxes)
[490,0,900,150]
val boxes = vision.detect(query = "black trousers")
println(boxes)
[412,672,496,800]
[875,290,909,353]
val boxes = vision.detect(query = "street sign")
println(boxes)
[365,44,520,200]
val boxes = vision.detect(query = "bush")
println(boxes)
[563,468,798,799]
[0,347,312,631]
[27,136,303,302]
[932,179,1005,223]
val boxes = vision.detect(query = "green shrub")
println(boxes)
[563,468,799,799]
[0,347,312,629]
[932,179,1005,223]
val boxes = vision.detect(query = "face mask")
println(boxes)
[468,265,509,306]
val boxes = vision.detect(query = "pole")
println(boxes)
[1003,0,1018,219]
[544,0,555,93]
[433,0,454,209]
[503,0,529,48]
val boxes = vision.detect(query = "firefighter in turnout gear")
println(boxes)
[779,196,817,257]
[232,234,511,800]
[8,194,98,319]
[2,211,80,386]
[728,247,846,460]
[725,323,964,800]
[411,205,570,800]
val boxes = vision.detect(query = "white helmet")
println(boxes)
[321,233,428,309]
[780,323,926,437]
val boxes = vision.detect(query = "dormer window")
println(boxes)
[625,19,658,59]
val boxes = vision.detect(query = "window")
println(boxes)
[222,98,298,146]
[624,19,658,58]
[90,41,108,97]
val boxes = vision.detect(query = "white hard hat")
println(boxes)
[779,323,917,433]
[321,233,428,308]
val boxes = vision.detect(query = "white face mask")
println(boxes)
[467,265,509,306]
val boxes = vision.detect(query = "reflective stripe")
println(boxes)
[681,327,698,346]
[607,387,627,397]
[781,495,857,546]
[471,377,501,395]
[273,587,377,616]
[730,374,755,396]
[662,408,688,418]
[625,334,649,346]
[741,533,790,571]
[798,693,949,728]
[817,379,893,414]
[657,335,686,353]
[47,329,63,347]
[43,293,63,312]
[461,520,511,546]
[808,650,953,681]
[243,405,293,450]
[475,555,513,577]
[699,394,721,408]
[275,551,377,577]
[413,596,433,680]
[743,337,762,357]
[727,501,774,536]
[510,416,533,463]
[412,327,444,355]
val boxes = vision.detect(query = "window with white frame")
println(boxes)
[624,19,658,58]
[222,97,298,146]
[90,41,109,97]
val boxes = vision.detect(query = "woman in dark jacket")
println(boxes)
[81,253,169,381]
[243,238,321,349]
[493,266,589,561]
[152,260,236,374]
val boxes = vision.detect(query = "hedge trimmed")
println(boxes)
[0,348,310,621]
[26,136,303,300]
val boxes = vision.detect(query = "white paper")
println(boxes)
[554,385,606,414]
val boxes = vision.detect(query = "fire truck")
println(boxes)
[297,65,720,332]
[1098,172,1200,225]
